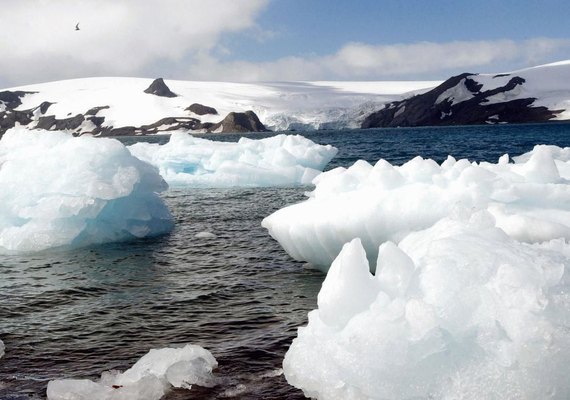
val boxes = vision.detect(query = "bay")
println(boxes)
[2,123,570,399]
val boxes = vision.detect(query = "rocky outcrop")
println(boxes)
[143,78,177,98]
[362,73,562,128]
[186,103,218,116]
[210,111,267,133]
[0,90,35,110]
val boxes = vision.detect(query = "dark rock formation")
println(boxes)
[143,78,177,98]
[362,73,562,128]
[139,117,202,134]
[210,111,267,133]
[186,103,218,116]
[85,105,110,116]
[0,90,35,109]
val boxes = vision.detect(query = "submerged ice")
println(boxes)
[284,214,570,400]
[128,132,337,187]
[0,129,173,252]
[47,344,217,400]
[263,145,570,271]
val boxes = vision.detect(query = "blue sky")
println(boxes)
[220,0,570,75]
[1,0,569,86]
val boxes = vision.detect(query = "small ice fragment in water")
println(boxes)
[195,231,217,239]
[47,344,217,400]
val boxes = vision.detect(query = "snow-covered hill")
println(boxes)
[363,60,570,128]
[0,78,438,136]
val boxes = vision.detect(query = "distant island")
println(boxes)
[0,60,569,138]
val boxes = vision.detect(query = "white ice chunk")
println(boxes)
[0,129,173,252]
[195,231,217,239]
[128,132,337,187]
[47,344,217,400]
[263,144,570,271]
[284,213,570,400]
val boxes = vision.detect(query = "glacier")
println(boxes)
[0,129,173,252]
[283,217,570,399]
[262,144,570,271]
[128,132,338,187]
[47,344,217,400]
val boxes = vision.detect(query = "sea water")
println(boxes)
[1,123,570,399]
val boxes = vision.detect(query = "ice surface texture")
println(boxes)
[0,129,173,252]
[263,145,570,271]
[284,216,570,399]
[128,132,338,187]
[47,344,217,400]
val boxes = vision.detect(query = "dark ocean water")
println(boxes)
[2,123,570,400]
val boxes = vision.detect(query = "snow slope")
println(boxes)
[477,60,570,120]
[5,78,439,131]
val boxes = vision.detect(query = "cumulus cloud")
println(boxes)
[0,0,269,86]
[1,1,569,87]
[184,38,570,81]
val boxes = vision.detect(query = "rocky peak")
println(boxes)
[143,78,177,98]
[211,111,267,133]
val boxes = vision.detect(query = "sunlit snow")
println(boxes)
[7,78,439,131]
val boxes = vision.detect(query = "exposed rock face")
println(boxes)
[210,111,267,133]
[143,78,177,98]
[186,103,218,116]
[362,73,562,128]
[0,90,35,109]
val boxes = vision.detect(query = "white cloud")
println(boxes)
[0,0,269,86]
[184,38,570,81]
[1,0,569,88]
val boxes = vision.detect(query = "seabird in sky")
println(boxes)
[75,23,80,31]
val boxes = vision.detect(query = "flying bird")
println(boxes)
[75,23,80,31]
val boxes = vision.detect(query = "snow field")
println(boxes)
[9,78,440,132]
[47,344,217,400]
[128,132,338,187]
[263,145,570,271]
[0,129,173,252]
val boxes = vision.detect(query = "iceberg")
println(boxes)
[263,145,570,271]
[284,212,570,399]
[128,132,337,187]
[0,129,173,252]
[47,344,217,400]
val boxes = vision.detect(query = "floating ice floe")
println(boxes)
[263,144,570,271]
[195,231,217,239]
[47,344,217,400]
[0,129,173,252]
[128,132,337,187]
[284,212,570,400]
